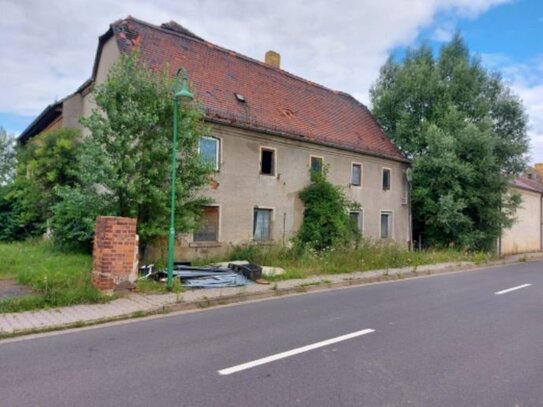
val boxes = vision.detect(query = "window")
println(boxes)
[193,206,219,241]
[382,168,391,190]
[260,148,275,175]
[253,208,272,241]
[351,163,362,186]
[380,211,392,239]
[311,156,323,174]
[199,136,219,170]
[350,211,363,233]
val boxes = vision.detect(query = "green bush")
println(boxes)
[295,168,360,251]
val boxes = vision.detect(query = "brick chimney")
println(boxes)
[265,50,280,69]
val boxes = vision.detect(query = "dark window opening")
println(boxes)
[261,149,275,175]
[382,168,391,190]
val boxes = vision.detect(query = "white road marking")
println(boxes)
[218,328,375,376]
[494,284,532,295]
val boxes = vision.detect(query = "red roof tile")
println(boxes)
[109,17,407,162]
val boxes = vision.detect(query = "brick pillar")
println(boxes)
[92,216,138,293]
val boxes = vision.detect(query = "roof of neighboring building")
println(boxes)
[97,17,407,162]
[18,79,92,144]
[511,176,543,194]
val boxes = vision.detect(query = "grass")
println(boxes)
[191,240,493,282]
[136,278,184,294]
[0,240,105,313]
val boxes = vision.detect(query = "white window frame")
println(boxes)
[380,210,393,239]
[351,162,363,187]
[199,136,221,171]
[382,167,392,191]
[260,146,277,176]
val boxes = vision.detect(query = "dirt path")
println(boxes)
[0,280,33,300]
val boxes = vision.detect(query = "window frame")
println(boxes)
[253,207,273,241]
[198,136,221,171]
[193,205,221,242]
[351,162,362,187]
[349,210,364,234]
[380,210,393,239]
[260,146,277,176]
[382,167,391,191]
[310,155,324,174]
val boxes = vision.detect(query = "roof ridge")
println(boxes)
[121,17,357,103]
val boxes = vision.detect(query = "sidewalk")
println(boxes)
[1,253,541,337]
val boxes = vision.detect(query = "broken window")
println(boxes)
[351,163,362,186]
[382,168,391,190]
[380,211,392,239]
[193,206,219,241]
[253,208,272,241]
[261,148,275,175]
[199,136,219,170]
[310,156,323,174]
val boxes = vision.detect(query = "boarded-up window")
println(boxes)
[193,206,219,241]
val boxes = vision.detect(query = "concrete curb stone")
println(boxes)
[2,252,543,338]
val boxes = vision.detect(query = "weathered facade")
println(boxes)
[500,175,543,255]
[20,17,411,260]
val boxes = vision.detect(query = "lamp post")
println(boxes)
[167,67,194,290]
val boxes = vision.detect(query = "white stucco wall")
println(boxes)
[501,187,542,255]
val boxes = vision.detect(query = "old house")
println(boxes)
[500,167,543,255]
[19,17,411,259]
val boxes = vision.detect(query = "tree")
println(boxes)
[0,128,81,241]
[0,127,16,185]
[370,35,528,250]
[296,168,360,251]
[72,52,212,246]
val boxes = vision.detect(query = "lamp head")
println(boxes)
[175,68,194,102]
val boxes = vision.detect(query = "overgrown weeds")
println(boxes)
[0,239,104,312]
[209,240,492,281]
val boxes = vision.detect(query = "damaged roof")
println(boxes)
[100,17,407,162]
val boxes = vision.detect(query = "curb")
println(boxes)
[2,253,543,340]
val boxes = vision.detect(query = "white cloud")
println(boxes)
[0,0,510,118]
[482,53,543,164]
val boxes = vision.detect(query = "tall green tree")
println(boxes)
[71,52,212,246]
[370,35,528,250]
[0,128,81,241]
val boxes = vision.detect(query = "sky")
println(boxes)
[1,0,542,163]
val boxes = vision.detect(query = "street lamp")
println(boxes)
[167,67,194,290]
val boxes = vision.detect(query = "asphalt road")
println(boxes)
[1,261,542,407]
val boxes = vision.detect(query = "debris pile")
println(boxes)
[138,262,265,288]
